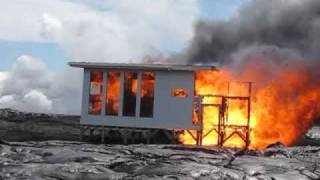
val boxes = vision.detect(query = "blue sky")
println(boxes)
[0,0,249,71]
[0,40,66,71]
[199,0,250,20]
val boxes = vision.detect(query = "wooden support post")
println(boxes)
[79,126,83,141]
[123,132,128,144]
[172,130,176,144]
[101,127,105,143]
[196,131,199,145]
[104,129,109,143]
[245,82,252,149]
[198,98,204,146]
[89,128,93,136]
[163,130,176,144]
[145,131,150,144]
[120,130,128,145]
[199,131,203,146]
[129,130,134,144]
[196,130,202,146]
[149,129,159,143]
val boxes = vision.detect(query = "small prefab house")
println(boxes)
[70,62,213,130]
[69,62,251,147]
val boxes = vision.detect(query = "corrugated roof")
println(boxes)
[69,62,216,71]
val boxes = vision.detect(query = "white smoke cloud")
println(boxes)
[40,14,62,40]
[39,0,198,61]
[0,56,52,113]
[0,72,7,80]
[0,95,15,107]
[0,72,8,95]
[22,90,53,112]
[12,55,48,78]
[0,0,198,61]
[0,0,198,113]
[0,55,83,114]
[1,55,51,96]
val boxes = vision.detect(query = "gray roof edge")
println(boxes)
[68,62,216,71]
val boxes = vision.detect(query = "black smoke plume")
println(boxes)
[185,0,320,66]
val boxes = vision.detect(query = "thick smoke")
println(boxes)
[183,0,320,145]
[186,0,320,66]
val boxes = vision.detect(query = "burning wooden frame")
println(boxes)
[191,82,252,148]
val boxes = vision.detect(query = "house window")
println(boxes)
[123,72,138,116]
[172,88,188,98]
[105,72,120,116]
[88,70,103,114]
[140,72,155,117]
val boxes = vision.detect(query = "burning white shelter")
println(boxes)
[69,62,251,147]
[69,62,214,144]
[70,62,212,128]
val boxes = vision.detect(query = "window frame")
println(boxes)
[86,70,156,119]
[139,71,155,118]
[88,70,103,115]
[105,71,121,116]
[122,71,139,117]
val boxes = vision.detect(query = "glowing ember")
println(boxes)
[180,62,320,149]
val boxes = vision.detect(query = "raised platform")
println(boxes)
[80,125,180,144]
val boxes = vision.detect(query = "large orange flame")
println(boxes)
[181,61,320,149]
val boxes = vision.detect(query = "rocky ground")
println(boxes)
[0,109,320,180]
[1,140,320,180]
[0,108,79,142]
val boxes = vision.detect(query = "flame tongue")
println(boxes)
[250,65,320,149]
[180,61,320,150]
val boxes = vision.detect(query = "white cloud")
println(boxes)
[0,72,8,96]
[22,90,52,112]
[0,56,55,113]
[0,95,15,107]
[0,55,82,114]
[40,13,62,40]
[0,90,53,113]
[0,0,198,61]
[0,0,86,41]
[0,72,8,81]
[12,55,48,78]
[0,0,198,113]
[2,55,50,96]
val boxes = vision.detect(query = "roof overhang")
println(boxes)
[69,62,216,71]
